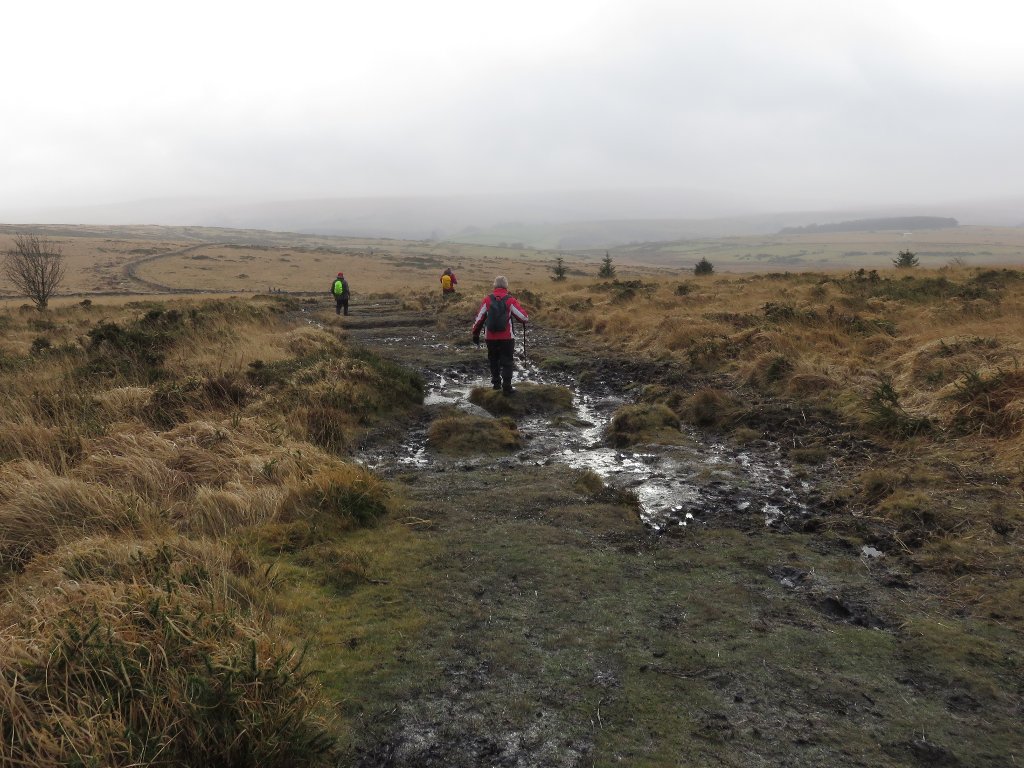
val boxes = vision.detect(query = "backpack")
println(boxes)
[333,279,346,296]
[441,274,452,290]
[485,293,510,332]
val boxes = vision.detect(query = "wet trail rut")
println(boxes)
[339,299,824,533]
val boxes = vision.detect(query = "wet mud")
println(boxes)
[345,303,833,535]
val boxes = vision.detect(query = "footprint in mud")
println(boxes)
[816,595,892,630]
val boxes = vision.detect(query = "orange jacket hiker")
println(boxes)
[441,268,457,293]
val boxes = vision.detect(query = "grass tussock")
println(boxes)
[468,383,573,416]
[606,403,683,447]
[0,545,336,767]
[279,464,391,530]
[0,476,156,572]
[92,385,154,420]
[428,411,523,455]
[679,388,742,429]
[0,420,81,469]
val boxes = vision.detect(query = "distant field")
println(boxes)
[603,225,1024,272]
[0,224,662,302]
[2,223,1023,303]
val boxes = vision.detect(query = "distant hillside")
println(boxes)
[779,216,958,235]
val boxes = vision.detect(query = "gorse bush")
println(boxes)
[946,367,1024,435]
[865,376,932,437]
[83,311,189,382]
[838,271,1003,304]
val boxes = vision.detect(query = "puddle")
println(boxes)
[360,343,817,532]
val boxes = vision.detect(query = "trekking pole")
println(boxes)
[523,321,528,359]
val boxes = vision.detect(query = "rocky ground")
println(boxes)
[305,295,1021,767]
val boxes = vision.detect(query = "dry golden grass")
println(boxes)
[3,242,1024,757]
[0,294,423,763]
[0,475,157,571]
[0,540,336,766]
[539,268,1024,454]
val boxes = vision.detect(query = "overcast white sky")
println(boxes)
[2,0,1023,218]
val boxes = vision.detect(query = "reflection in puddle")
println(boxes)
[364,349,813,531]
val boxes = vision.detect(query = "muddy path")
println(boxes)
[342,297,834,534]
[316,296,1021,768]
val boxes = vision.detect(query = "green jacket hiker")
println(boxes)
[331,272,350,316]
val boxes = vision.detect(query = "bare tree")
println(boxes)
[3,234,66,309]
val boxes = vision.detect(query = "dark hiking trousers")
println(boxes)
[486,339,516,391]
[335,296,348,315]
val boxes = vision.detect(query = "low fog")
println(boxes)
[2,0,1022,237]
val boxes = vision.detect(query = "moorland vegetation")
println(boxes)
[0,295,423,766]
[1,253,1023,764]
[541,266,1024,610]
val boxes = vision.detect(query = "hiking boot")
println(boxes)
[491,382,501,390]
[502,387,516,396]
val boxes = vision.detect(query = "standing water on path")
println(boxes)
[357,332,818,533]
